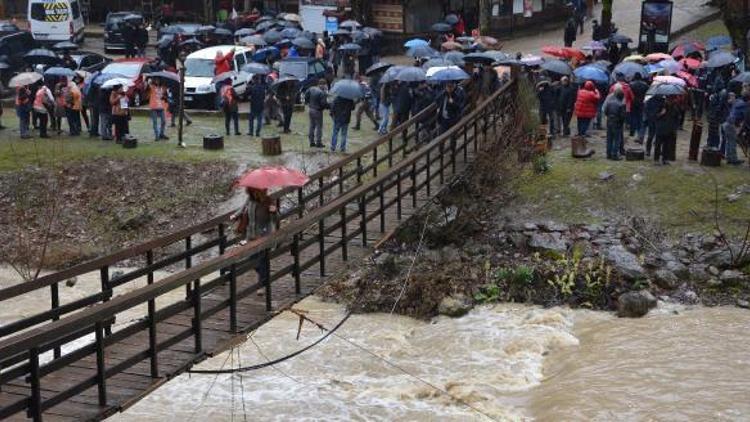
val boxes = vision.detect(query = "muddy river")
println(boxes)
[108,296,750,421]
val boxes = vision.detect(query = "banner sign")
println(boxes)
[638,1,673,53]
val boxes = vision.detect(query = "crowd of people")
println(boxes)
[534,16,749,166]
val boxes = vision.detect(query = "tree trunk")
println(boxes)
[351,0,373,25]
[479,0,491,35]
[601,0,613,39]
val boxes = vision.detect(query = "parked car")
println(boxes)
[69,51,111,73]
[279,57,334,101]
[0,31,36,85]
[183,45,254,109]
[103,11,136,53]
[100,58,156,106]
[156,22,202,40]
[27,0,85,44]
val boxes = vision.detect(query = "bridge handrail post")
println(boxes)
[100,266,112,336]
[359,196,367,247]
[28,347,42,421]
[318,219,326,277]
[292,234,301,294]
[146,250,159,378]
[379,183,385,233]
[50,283,60,359]
[191,278,202,354]
[184,236,192,298]
[340,207,348,261]
[229,263,237,332]
[262,251,272,311]
[396,171,402,220]
[94,321,107,406]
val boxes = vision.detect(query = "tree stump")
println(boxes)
[626,148,645,161]
[262,135,282,156]
[122,135,137,149]
[203,134,224,150]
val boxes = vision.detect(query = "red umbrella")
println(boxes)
[562,47,586,61]
[542,46,566,58]
[234,166,310,190]
[671,41,705,59]
[679,57,702,70]
[677,71,698,87]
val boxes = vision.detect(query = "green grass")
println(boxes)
[514,135,750,237]
[0,110,379,172]
[673,19,729,44]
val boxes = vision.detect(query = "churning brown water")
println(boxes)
[107,297,750,421]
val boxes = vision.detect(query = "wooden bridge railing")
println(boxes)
[0,89,447,355]
[0,79,516,421]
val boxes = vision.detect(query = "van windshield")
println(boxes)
[185,58,215,77]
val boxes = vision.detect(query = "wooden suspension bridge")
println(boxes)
[0,80,519,421]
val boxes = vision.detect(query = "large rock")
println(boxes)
[438,294,473,317]
[606,245,646,280]
[702,249,733,268]
[617,290,657,318]
[664,260,690,279]
[539,221,568,232]
[653,269,678,290]
[528,232,568,255]
[720,270,747,286]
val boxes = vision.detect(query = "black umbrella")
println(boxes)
[339,20,362,30]
[422,58,452,69]
[240,35,267,46]
[431,22,453,33]
[331,79,364,100]
[256,21,275,32]
[612,61,646,79]
[444,51,466,66]
[332,29,351,37]
[197,25,216,33]
[365,61,392,76]
[484,51,509,63]
[647,83,685,96]
[52,41,78,51]
[179,38,203,48]
[350,30,369,43]
[610,33,633,44]
[158,35,175,49]
[24,48,60,65]
[273,75,299,88]
[214,28,233,37]
[281,20,299,28]
[407,45,438,58]
[362,27,382,37]
[379,65,406,84]
[242,62,271,75]
[123,14,143,22]
[731,72,750,84]
[301,30,315,41]
[464,52,495,64]
[704,51,737,68]
[263,29,283,45]
[540,58,573,76]
[445,14,459,25]
[160,26,185,35]
[396,66,427,82]
[0,62,10,70]
[338,43,362,52]
[281,27,301,39]
[234,28,254,37]
[292,37,314,49]
[145,70,180,83]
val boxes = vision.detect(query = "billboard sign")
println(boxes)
[638,1,673,53]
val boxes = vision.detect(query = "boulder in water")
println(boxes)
[438,294,473,317]
[653,269,678,290]
[617,290,657,318]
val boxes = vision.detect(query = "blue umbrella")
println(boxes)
[407,45,439,58]
[281,27,301,39]
[574,65,609,83]
[404,39,429,49]
[610,33,633,44]
[350,30,370,43]
[292,37,314,49]
[445,14,459,25]
[431,22,452,33]
[331,79,364,100]
[242,62,271,75]
[380,65,406,84]
[429,67,470,81]
[252,46,280,62]
[263,29,283,44]
[332,29,351,37]
[706,35,732,48]
[275,39,292,48]
[396,66,427,82]
[541,59,573,76]
[484,51,509,63]
[704,51,737,68]
[464,52,495,64]
[338,43,362,52]
[234,28,254,37]
[240,35,267,46]
[644,63,662,74]
[214,28,233,37]
[422,58,452,69]
[44,66,76,78]
[444,51,466,66]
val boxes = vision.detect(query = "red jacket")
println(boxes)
[574,81,601,119]
[609,81,634,112]
[214,50,235,75]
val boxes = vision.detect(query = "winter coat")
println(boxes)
[436,87,465,124]
[412,85,434,115]
[393,83,413,115]
[564,19,577,45]
[214,50,234,75]
[304,86,328,111]
[609,81,634,112]
[655,103,680,136]
[574,81,600,119]
[248,82,267,113]
[331,96,355,124]
[557,84,577,113]
[604,96,626,126]
[537,83,557,113]
[629,79,649,108]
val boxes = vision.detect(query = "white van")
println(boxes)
[28,0,85,44]
[183,45,254,109]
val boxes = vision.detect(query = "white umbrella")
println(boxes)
[426,65,461,78]
[101,78,133,89]
[9,72,42,88]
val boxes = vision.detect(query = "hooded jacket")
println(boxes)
[574,81,601,119]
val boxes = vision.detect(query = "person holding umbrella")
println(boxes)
[248,74,267,138]
[146,78,169,142]
[304,78,328,147]
[214,48,235,76]
[230,187,276,247]
[436,81,465,134]
[219,79,240,136]
[604,87,626,160]
[574,80,601,136]
[330,80,358,152]
[722,90,747,165]
[557,76,577,137]
[275,79,296,134]
[135,23,149,58]
[653,94,681,164]
[33,81,54,138]
[353,76,377,131]
[109,84,130,143]
[64,77,83,136]
[15,82,33,138]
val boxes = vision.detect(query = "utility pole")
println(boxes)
[479,0,490,35]
[601,0,613,39]
[178,62,186,148]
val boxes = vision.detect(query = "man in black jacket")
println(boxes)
[331,95,355,152]
[304,78,328,147]
[392,81,413,129]
[604,89,626,160]
[537,80,558,138]
[629,72,649,141]
[557,76,576,137]
[564,17,577,47]
[436,82,465,134]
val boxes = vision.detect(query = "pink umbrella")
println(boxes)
[234,166,310,190]
[676,71,698,87]
[646,52,672,63]
[654,75,686,86]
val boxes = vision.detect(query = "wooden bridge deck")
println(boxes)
[0,81,517,421]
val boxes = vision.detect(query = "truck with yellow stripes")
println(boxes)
[27,0,85,44]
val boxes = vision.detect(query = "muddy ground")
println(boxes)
[0,158,235,271]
